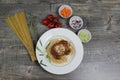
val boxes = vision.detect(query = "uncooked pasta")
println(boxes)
[6,12,36,61]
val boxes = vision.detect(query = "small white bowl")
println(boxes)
[58,5,73,18]
[77,29,92,43]
[69,16,83,30]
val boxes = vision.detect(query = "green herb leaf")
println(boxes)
[46,55,51,62]
[45,42,51,49]
[27,12,32,16]
[40,60,47,67]
[39,54,44,56]
[36,46,43,53]
[27,12,39,42]
[39,40,43,46]
[33,16,37,19]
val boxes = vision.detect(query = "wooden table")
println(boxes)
[0,0,120,80]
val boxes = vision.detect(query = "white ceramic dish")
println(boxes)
[69,16,83,30]
[78,29,92,43]
[36,28,84,75]
[58,5,73,18]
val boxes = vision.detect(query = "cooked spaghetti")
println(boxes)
[46,37,75,66]
[6,12,36,61]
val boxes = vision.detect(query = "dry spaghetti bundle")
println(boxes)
[6,12,36,61]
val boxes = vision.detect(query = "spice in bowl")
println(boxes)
[69,16,83,30]
[78,29,92,43]
[58,5,72,18]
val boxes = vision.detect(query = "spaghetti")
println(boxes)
[6,12,36,62]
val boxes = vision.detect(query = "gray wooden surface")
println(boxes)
[0,0,120,80]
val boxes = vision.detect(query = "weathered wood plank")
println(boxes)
[0,0,120,4]
[0,1,120,80]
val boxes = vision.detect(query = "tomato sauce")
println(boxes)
[50,40,71,59]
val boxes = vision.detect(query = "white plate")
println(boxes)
[36,28,84,75]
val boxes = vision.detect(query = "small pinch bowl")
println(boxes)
[69,16,83,30]
[77,29,92,43]
[58,5,73,18]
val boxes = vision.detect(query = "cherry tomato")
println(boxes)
[55,23,62,28]
[42,19,49,26]
[48,22,55,28]
[47,14,54,21]
[53,17,59,23]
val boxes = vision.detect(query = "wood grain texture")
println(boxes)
[0,0,120,80]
